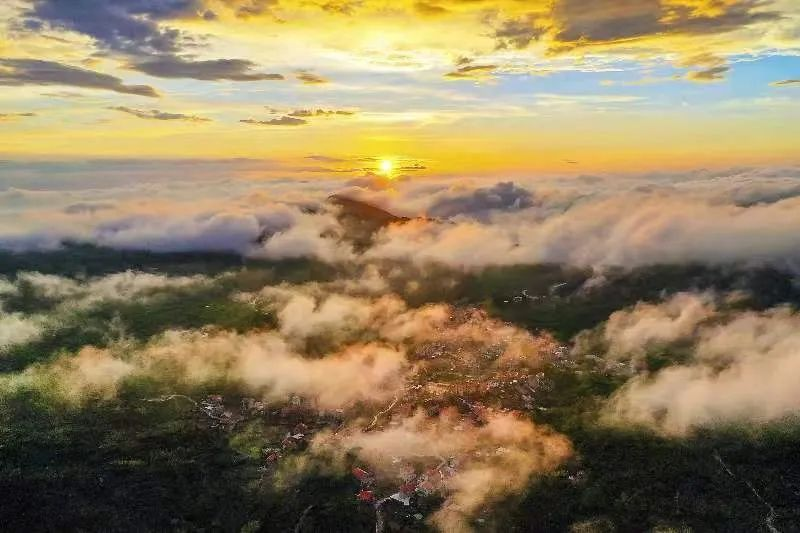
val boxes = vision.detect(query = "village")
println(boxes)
[143,321,599,532]
[133,289,634,533]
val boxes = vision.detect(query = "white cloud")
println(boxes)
[313,409,572,533]
[603,300,800,435]
[0,312,46,350]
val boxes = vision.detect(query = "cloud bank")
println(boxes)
[4,165,800,273]
[600,294,800,435]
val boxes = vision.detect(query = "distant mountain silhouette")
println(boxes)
[327,194,409,225]
[327,194,410,250]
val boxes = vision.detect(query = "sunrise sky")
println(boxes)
[1,0,799,176]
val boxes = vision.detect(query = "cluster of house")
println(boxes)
[198,395,241,429]
[261,422,310,466]
[193,392,351,477]
[352,456,459,508]
[502,283,571,304]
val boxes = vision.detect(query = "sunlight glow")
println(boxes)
[379,159,394,175]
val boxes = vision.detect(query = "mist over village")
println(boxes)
[1,1,800,532]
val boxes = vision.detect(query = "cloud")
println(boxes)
[40,91,87,98]
[287,109,355,117]
[316,1,360,15]
[240,116,308,126]
[220,0,281,19]
[0,112,37,121]
[255,211,356,263]
[365,191,800,270]
[295,70,329,84]
[1,266,559,411]
[241,108,356,128]
[414,1,450,17]
[0,312,47,351]
[0,58,158,97]
[425,181,534,220]
[247,281,557,367]
[312,409,572,532]
[305,154,347,163]
[365,219,512,269]
[35,346,137,402]
[551,0,662,44]
[92,211,273,253]
[0,270,211,352]
[686,65,730,82]
[722,180,800,207]
[108,106,211,122]
[0,158,295,190]
[604,301,800,435]
[4,325,407,409]
[771,79,800,86]
[601,292,717,358]
[130,56,284,81]
[268,290,392,345]
[16,270,209,304]
[0,186,313,254]
[19,2,287,86]
[0,260,573,527]
[63,202,116,215]
[550,0,782,48]
[6,167,800,271]
[21,0,203,55]
[444,64,497,80]
[493,13,545,50]
[337,176,548,217]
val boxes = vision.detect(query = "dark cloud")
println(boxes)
[493,14,544,49]
[287,109,355,117]
[772,79,800,86]
[240,117,308,126]
[686,65,730,82]
[444,64,497,80]
[427,181,534,219]
[0,112,37,121]
[108,106,211,122]
[131,56,284,81]
[552,0,661,44]
[22,0,203,55]
[0,58,158,97]
[296,70,329,84]
[20,1,285,85]
[551,0,781,47]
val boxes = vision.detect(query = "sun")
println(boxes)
[379,159,393,175]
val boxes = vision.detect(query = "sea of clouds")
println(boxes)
[3,162,800,530]
[4,162,800,271]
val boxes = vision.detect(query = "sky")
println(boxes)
[1,0,799,177]
[5,2,800,478]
